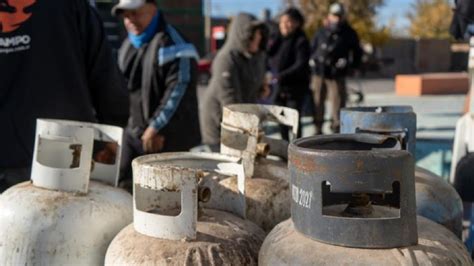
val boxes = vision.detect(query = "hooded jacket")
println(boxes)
[118,12,201,151]
[0,0,128,168]
[200,13,267,146]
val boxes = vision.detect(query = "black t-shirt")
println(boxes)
[0,0,128,168]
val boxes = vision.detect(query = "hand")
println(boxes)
[93,142,118,164]
[141,127,165,153]
[335,58,347,69]
[271,77,279,86]
[261,83,271,99]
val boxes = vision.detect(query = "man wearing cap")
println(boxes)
[112,0,201,190]
[309,2,362,134]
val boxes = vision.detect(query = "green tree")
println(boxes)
[407,0,452,39]
[285,0,392,46]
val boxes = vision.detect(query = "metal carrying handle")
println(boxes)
[31,119,94,193]
[355,127,407,150]
[289,133,418,248]
[340,106,416,155]
[32,119,123,190]
[133,161,198,240]
[220,104,299,177]
[132,152,247,240]
[87,123,123,186]
[211,161,247,218]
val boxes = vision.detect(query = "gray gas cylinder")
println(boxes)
[0,119,132,265]
[209,104,298,232]
[105,152,266,265]
[340,106,463,238]
[259,134,471,265]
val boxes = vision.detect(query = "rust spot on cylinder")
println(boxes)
[69,144,82,168]
[289,153,328,173]
[356,160,364,172]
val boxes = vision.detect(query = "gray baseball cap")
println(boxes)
[111,0,146,16]
[329,3,345,17]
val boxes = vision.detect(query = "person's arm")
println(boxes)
[215,55,242,106]
[309,31,320,71]
[82,4,129,126]
[310,31,320,56]
[141,55,193,153]
[142,53,195,153]
[148,26,200,132]
[149,57,194,132]
[464,90,471,114]
[350,29,363,69]
[277,37,310,83]
[142,26,200,153]
[267,34,281,57]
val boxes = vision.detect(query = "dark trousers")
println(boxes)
[119,130,145,193]
[275,93,303,141]
[311,75,347,133]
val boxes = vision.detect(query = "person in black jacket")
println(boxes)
[0,0,129,191]
[113,0,201,190]
[450,0,474,40]
[268,8,310,140]
[310,3,362,134]
[450,0,474,114]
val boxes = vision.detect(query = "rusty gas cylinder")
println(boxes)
[340,106,463,238]
[259,134,471,265]
[0,119,132,265]
[205,104,298,232]
[105,152,265,265]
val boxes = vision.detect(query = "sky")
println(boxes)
[210,0,414,34]
[378,0,412,33]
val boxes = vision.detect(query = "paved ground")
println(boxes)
[301,78,465,137]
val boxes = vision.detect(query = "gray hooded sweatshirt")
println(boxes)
[200,13,266,146]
